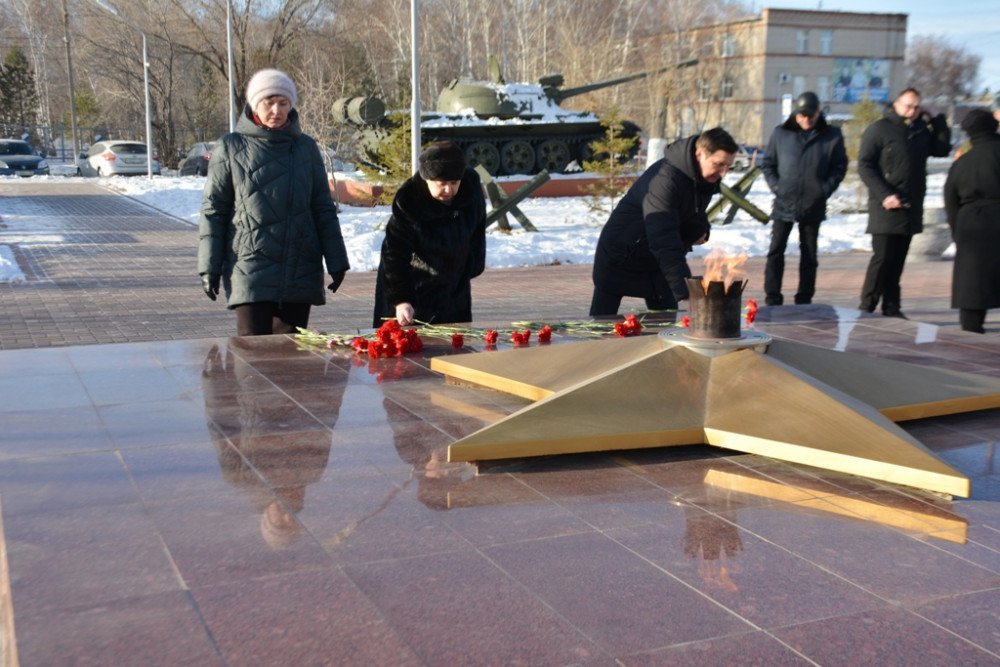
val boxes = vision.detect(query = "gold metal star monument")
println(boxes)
[431,326,1000,498]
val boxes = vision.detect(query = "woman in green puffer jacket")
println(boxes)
[197,68,349,336]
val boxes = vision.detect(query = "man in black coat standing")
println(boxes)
[857,87,951,318]
[761,92,847,306]
[590,127,739,315]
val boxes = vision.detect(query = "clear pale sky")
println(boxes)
[757,0,998,95]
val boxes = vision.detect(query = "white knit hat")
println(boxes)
[245,69,298,110]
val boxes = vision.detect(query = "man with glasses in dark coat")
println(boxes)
[590,127,738,316]
[761,92,848,306]
[857,87,951,318]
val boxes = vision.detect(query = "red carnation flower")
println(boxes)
[614,314,642,337]
[511,330,529,346]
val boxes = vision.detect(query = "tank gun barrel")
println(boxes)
[546,58,698,103]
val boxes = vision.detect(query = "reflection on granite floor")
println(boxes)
[1,311,998,665]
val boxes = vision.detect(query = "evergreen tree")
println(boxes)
[71,91,102,130]
[844,98,882,163]
[0,46,39,128]
[844,98,884,211]
[580,108,638,216]
[357,112,413,204]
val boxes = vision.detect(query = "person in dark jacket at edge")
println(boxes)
[761,91,847,306]
[944,109,1000,334]
[198,68,350,335]
[857,87,951,319]
[373,141,487,327]
[590,127,738,315]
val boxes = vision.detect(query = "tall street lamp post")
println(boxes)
[410,0,420,174]
[61,0,81,169]
[226,0,235,132]
[92,0,154,179]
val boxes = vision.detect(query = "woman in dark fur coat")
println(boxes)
[373,141,487,327]
[944,109,1000,333]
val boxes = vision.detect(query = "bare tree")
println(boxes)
[168,0,329,96]
[906,35,981,100]
[1,0,769,167]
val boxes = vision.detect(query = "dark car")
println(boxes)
[0,139,50,177]
[178,142,216,176]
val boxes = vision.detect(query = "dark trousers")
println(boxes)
[859,233,911,313]
[959,308,986,334]
[764,219,820,305]
[234,302,312,336]
[589,285,678,316]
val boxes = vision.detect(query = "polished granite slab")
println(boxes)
[1,307,998,665]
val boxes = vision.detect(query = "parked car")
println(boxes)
[731,144,764,172]
[81,140,161,176]
[178,141,216,176]
[0,139,50,177]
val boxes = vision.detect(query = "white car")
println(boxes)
[82,140,161,176]
[731,144,764,172]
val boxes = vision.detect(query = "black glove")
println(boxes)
[327,270,346,293]
[201,273,220,301]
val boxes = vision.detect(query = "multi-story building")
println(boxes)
[671,8,908,148]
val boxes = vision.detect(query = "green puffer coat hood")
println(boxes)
[197,105,349,308]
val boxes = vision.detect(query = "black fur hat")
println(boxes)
[418,141,466,181]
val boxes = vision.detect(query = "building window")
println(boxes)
[796,30,809,54]
[820,30,833,55]
[702,33,714,58]
[817,76,830,102]
[676,35,692,56]
[721,33,736,57]
[720,78,734,99]
[793,76,806,97]
[680,107,695,137]
[697,79,711,100]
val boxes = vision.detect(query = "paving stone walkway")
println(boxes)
[0,179,993,350]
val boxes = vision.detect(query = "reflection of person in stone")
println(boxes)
[944,110,1000,334]
[857,88,951,318]
[683,515,743,591]
[381,395,462,511]
[201,340,339,548]
[761,91,847,306]
[682,475,745,592]
[590,127,738,316]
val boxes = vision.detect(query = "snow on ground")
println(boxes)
[0,161,950,283]
[0,244,24,283]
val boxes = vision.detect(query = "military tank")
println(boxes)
[333,56,697,176]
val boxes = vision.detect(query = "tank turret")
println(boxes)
[333,56,697,176]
